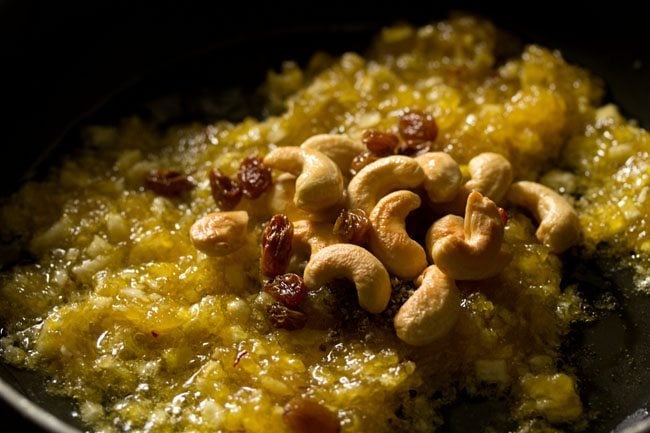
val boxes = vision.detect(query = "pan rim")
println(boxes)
[0,379,81,433]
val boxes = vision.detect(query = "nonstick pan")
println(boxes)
[1,1,649,432]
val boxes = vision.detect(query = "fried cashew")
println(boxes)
[436,152,513,215]
[465,152,513,202]
[394,265,461,346]
[300,134,366,176]
[263,147,345,212]
[303,244,391,313]
[190,211,249,256]
[347,155,425,214]
[507,181,580,253]
[425,215,464,247]
[368,190,428,280]
[292,219,339,256]
[262,173,310,221]
[428,191,511,280]
[415,152,463,203]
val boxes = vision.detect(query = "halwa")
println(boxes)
[1,14,648,433]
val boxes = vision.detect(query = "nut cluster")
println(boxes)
[183,109,580,347]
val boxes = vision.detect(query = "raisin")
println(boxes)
[237,156,272,199]
[261,214,293,277]
[283,398,341,433]
[264,273,307,308]
[398,109,438,145]
[349,151,379,177]
[333,209,370,245]
[498,207,509,225]
[209,168,242,210]
[267,303,307,330]
[362,129,399,156]
[397,140,432,156]
[144,169,195,196]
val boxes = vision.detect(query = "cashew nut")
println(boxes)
[435,152,513,215]
[368,190,428,279]
[465,152,513,202]
[262,173,310,221]
[394,265,461,346]
[190,211,249,256]
[347,155,425,214]
[507,181,580,253]
[300,134,366,176]
[303,244,391,313]
[263,147,345,212]
[415,152,462,203]
[292,219,339,255]
[425,215,464,250]
[428,191,511,280]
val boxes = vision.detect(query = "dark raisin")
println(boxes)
[209,169,242,210]
[333,209,370,245]
[283,397,341,433]
[349,151,379,177]
[362,129,399,156]
[264,273,307,308]
[261,214,293,277]
[398,109,438,145]
[397,140,432,156]
[237,156,272,199]
[145,169,195,196]
[267,303,307,330]
[498,207,509,225]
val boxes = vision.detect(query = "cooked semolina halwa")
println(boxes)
[1,15,649,433]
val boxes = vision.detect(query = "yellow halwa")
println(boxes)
[0,14,648,433]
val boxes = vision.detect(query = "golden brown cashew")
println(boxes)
[262,173,310,221]
[425,215,464,251]
[465,152,513,202]
[507,181,580,254]
[300,134,366,176]
[415,152,462,203]
[263,147,345,212]
[394,265,461,346]
[368,191,428,279]
[190,211,249,256]
[347,155,425,214]
[436,152,513,215]
[429,191,511,280]
[303,244,391,313]
[292,219,339,255]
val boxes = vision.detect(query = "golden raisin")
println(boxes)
[398,109,438,145]
[264,273,307,308]
[283,397,341,433]
[350,151,379,176]
[362,129,399,156]
[333,209,370,245]
[267,303,307,330]
[238,156,272,199]
[261,214,293,277]
[144,169,195,196]
[209,169,242,210]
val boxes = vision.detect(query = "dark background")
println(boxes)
[1,0,648,194]
[0,1,648,432]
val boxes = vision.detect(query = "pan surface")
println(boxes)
[1,1,648,432]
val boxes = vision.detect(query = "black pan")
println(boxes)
[1,1,649,432]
